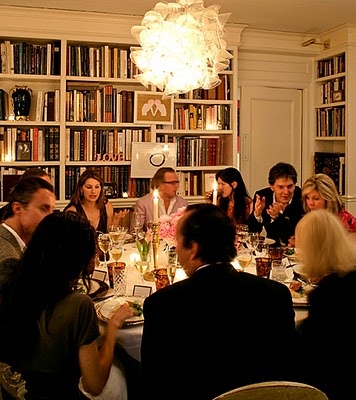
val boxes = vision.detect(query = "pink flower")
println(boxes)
[158,206,186,248]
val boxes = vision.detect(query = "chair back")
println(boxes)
[212,381,329,400]
[0,362,27,400]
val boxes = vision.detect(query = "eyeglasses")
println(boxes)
[163,181,180,185]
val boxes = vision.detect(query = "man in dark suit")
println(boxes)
[248,162,304,246]
[141,204,300,400]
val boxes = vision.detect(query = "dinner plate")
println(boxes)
[124,233,134,243]
[95,296,145,326]
[77,278,109,299]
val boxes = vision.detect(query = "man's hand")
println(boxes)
[254,194,266,218]
[266,202,284,219]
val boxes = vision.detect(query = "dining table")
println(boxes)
[92,241,309,363]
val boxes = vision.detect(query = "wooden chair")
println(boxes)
[212,381,329,400]
[0,362,27,400]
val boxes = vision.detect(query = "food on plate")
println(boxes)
[111,299,144,317]
[289,281,304,298]
[284,247,296,256]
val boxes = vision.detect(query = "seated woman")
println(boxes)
[302,173,356,232]
[205,167,252,226]
[0,211,133,400]
[295,209,356,400]
[64,169,128,232]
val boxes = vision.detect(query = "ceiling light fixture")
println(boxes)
[130,0,233,97]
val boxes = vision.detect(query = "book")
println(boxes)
[46,91,55,121]
[314,152,345,195]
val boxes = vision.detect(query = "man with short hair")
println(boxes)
[133,167,187,231]
[0,177,56,262]
[248,162,304,246]
[140,204,301,400]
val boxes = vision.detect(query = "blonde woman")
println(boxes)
[302,173,356,232]
[296,209,356,399]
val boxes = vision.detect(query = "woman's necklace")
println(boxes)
[83,205,100,225]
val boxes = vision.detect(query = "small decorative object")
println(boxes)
[134,91,174,124]
[10,85,32,120]
[136,229,152,261]
[15,141,32,161]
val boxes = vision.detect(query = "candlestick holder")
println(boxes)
[151,222,160,269]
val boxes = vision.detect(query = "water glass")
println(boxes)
[153,267,171,290]
[255,257,272,278]
[270,259,288,283]
[107,262,127,296]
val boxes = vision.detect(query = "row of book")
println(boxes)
[316,53,345,78]
[316,107,345,137]
[176,75,231,101]
[174,104,231,130]
[1,166,59,201]
[0,40,60,75]
[314,151,345,195]
[176,136,225,167]
[65,166,150,199]
[66,44,139,79]
[66,88,134,123]
[65,127,151,162]
[319,77,345,104]
[0,127,60,162]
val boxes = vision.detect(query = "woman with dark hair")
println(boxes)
[64,169,128,232]
[1,211,133,399]
[205,167,252,225]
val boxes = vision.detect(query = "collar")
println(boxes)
[195,262,223,273]
[158,195,177,216]
[2,222,26,252]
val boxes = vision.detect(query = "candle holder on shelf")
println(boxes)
[151,222,160,269]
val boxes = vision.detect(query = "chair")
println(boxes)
[0,362,27,400]
[212,381,329,400]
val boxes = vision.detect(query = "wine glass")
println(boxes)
[235,246,253,272]
[108,225,120,244]
[98,233,111,269]
[133,212,144,239]
[236,224,249,244]
[167,265,176,285]
[109,242,124,266]
[135,260,150,283]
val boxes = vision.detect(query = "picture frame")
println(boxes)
[130,142,177,178]
[134,91,174,124]
[15,140,32,161]
[103,182,117,199]
[133,284,152,297]
[332,90,343,102]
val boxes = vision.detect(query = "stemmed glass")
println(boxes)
[135,259,150,283]
[109,241,124,266]
[133,212,144,240]
[108,225,120,244]
[236,224,249,244]
[235,246,253,272]
[97,233,111,269]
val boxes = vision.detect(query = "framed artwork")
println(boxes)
[134,91,174,124]
[15,141,32,161]
[130,142,177,178]
[103,182,117,198]
[332,90,343,102]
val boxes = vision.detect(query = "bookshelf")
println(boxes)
[0,31,239,209]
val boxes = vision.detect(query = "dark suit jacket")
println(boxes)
[141,263,300,400]
[248,186,304,246]
[0,225,22,263]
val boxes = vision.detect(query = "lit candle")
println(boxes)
[130,252,140,266]
[153,189,159,223]
[212,180,218,205]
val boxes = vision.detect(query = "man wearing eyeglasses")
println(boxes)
[133,167,188,231]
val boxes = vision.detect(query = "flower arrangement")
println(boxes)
[136,229,152,261]
[158,206,186,248]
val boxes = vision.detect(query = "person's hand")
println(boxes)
[288,235,295,248]
[254,194,266,218]
[204,190,213,204]
[113,209,130,225]
[266,202,284,219]
[108,303,134,330]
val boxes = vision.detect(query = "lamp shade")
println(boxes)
[130,0,232,97]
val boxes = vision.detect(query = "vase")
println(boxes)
[10,85,32,121]
[139,251,149,262]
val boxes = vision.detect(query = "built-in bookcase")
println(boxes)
[0,33,238,208]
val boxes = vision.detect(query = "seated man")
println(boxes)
[0,177,56,262]
[133,167,187,231]
[248,162,304,246]
[141,204,301,400]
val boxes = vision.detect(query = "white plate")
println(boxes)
[124,233,133,243]
[95,296,145,325]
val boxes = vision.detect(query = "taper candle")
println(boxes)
[212,181,218,205]
[153,189,159,223]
